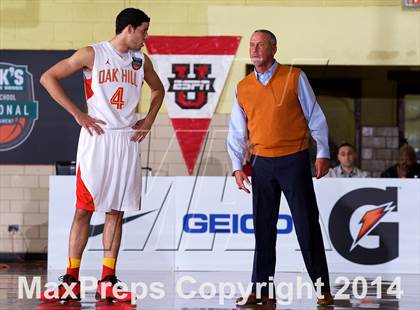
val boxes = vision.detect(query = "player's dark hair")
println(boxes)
[254,29,277,46]
[115,8,150,34]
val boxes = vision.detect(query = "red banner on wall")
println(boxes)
[146,36,241,175]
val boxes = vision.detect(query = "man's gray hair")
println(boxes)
[253,29,277,46]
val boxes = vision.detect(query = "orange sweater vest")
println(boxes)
[237,65,309,157]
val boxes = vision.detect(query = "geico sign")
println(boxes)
[183,213,293,234]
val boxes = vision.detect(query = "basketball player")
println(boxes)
[39,8,164,302]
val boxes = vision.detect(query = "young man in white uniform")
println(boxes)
[39,8,164,302]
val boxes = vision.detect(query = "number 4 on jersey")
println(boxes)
[110,87,125,109]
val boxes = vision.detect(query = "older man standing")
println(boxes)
[227,30,334,306]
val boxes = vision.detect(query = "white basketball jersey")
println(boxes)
[83,41,145,129]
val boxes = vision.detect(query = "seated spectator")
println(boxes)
[327,143,368,178]
[381,144,420,178]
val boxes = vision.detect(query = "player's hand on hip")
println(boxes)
[74,111,106,136]
[131,118,152,142]
[315,157,330,179]
[234,170,251,194]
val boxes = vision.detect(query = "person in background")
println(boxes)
[381,144,420,178]
[327,143,368,178]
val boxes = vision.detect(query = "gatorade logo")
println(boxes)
[0,62,38,151]
[329,187,399,265]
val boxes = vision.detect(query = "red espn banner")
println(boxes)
[146,36,241,174]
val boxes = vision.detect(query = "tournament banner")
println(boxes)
[0,50,84,164]
[0,62,38,152]
[146,36,241,174]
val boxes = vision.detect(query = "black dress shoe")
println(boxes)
[236,294,276,307]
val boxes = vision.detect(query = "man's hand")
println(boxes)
[131,118,152,142]
[74,111,106,136]
[315,158,330,179]
[234,170,251,194]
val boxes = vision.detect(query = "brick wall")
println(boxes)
[0,165,51,255]
[361,126,399,177]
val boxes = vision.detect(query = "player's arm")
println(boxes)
[143,54,165,123]
[40,47,106,135]
[131,54,164,142]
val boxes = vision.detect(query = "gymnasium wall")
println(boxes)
[0,0,418,254]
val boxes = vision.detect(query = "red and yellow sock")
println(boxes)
[101,257,116,279]
[66,257,80,280]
